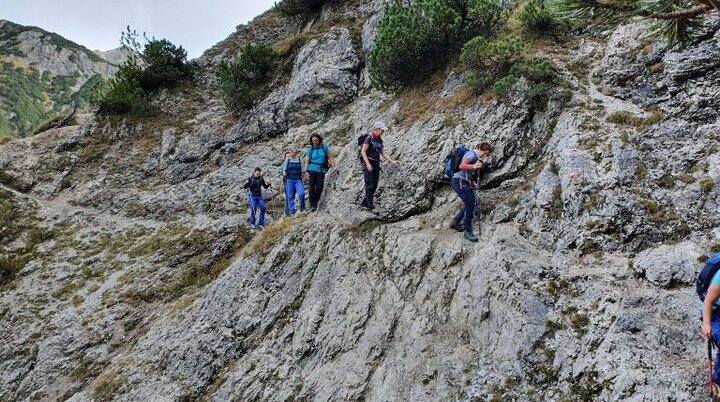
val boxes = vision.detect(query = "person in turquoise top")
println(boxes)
[702,253,720,392]
[304,134,335,212]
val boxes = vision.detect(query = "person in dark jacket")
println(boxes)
[243,167,271,229]
[282,150,305,215]
[359,121,399,211]
[304,134,335,212]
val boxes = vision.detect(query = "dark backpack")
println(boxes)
[696,253,720,306]
[358,133,380,162]
[443,145,470,179]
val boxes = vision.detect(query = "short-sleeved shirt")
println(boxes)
[364,135,383,165]
[306,144,331,173]
[711,271,720,306]
[452,150,479,181]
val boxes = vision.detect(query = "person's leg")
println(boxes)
[295,179,305,211]
[286,179,296,215]
[308,172,318,209]
[362,169,374,208]
[461,185,476,230]
[315,173,325,209]
[257,197,266,226]
[248,193,256,225]
[451,179,465,228]
[367,167,380,209]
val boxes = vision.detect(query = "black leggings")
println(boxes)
[308,171,326,209]
[361,166,380,209]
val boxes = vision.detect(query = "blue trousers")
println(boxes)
[712,317,720,384]
[451,177,476,230]
[285,178,305,215]
[248,194,266,226]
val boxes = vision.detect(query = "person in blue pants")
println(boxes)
[282,150,305,216]
[450,142,492,242]
[243,168,271,229]
[701,254,720,394]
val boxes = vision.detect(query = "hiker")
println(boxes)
[359,121,400,211]
[449,142,493,242]
[243,167,271,229]
[700,253,720,392]
[304,134,335,212]
[282,150,305,215]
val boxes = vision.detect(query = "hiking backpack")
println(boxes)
[696,253,720,305]
[443,145,470,179]
[357,133,380,162]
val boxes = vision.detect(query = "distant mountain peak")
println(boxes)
[0,19,121,137]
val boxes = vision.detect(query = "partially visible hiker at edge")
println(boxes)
[304,134,335,212]
[450,142,493,242]
[359,121,399,212]
[282,150,305,216]
[243,167,271,229]
[699,253,720,394]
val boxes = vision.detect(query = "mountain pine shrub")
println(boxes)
[275,0,326,16]
[462,37,560,102]
[368,0,506,89]
[461,36,525,90]
[94,28,190,115]
[519,0,562,36]
[216,44,275,113]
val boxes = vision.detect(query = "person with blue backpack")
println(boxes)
[281,149,306,216]
[304,134,335,212]
[243,168,271,229]
[699,253,720,396]
[358,120,399,212]
[449,142,493,242]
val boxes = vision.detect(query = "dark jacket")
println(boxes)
[244,176,270,197]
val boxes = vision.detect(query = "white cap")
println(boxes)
[373,120,388,131]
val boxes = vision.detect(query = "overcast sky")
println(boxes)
[1,0,278,58]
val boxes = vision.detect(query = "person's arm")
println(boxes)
[281,160,288,180]
[243,179,250,189]
[703,284,720,339]
[459,156,483,171]
[304,150,310,175]
[361,142,372,171]
[380,148,399,165]
[261,178,271,188]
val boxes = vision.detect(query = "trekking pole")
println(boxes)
[709,339,715,400]
[283,178,289,217]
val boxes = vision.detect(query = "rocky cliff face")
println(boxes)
[0,19,124,137]
[0,2,718,401]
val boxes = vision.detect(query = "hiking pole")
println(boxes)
[709,339,715,400]
[282,178,289,217]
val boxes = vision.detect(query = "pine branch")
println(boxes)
[647,4,711,20]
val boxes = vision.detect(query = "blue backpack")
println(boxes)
[443,145,470,179]
[696,253,720,307]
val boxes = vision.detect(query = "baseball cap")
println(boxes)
[373,120,388,131]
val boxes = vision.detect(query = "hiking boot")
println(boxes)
[258,225,265,230]
[249,223,256,229]
[310,207,317,212]
[450,221,464,232]
[464,228,479,242]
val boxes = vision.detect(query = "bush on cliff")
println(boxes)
[368,0,506,89]
[216,43,275,113]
